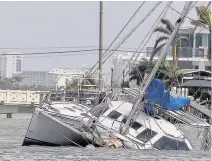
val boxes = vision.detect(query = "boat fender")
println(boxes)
[85,144,96,149]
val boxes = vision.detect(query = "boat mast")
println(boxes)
[121,1,193,134]
[99,1,103,91]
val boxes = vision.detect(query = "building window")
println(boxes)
[194,66,199,69]
[195,33,202,48]
[205,66,211,71]
[16,59,22,72]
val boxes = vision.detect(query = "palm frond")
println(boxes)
[153,36,169,49]
[160,19,174,33]
[150,42,166,61]
[154,27,171,35]
[196,6,211,28]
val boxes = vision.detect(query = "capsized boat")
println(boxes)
[22,79,209,150]
[83,79,195,150]
[22,101,93,146]
[22,90,103,146]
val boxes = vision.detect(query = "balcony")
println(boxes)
[146,47,208,59]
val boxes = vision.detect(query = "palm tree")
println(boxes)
[192,5,211,60]
[81,76,98,89]
[12,75,23,83]
[66,79,78,90]
[2,77,16,89]
[129,59,183,89]
[129,58,154,85]
[150,19,188,66]
[158,61,183,88]
[66,76,97,91]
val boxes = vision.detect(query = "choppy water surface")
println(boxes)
[0,114,211,161]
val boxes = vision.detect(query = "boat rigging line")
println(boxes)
[61,1,162,94]
[84,1,149,78]
[85,1,163,79]
[75,2,172,108]
[102,1,146,58]
[121,1,193,135]
[107,1,172,92]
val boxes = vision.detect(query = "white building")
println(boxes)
[49,68,99,89]
[111,25,211,87]
[20,71,57,88]
[0,54,24,78]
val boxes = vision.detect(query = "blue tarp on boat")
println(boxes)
[144,79,190,110]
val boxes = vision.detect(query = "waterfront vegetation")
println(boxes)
[150,19,188,66]
[192,5,211,60]
[129,4,211,90]
[129,58,182,89]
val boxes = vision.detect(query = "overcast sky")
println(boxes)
[0,1,209,73]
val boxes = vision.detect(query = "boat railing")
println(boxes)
[122,88,210,127]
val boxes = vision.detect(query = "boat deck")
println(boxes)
[123,88,210,127]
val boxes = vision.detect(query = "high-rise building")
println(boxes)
[0,54,24,78]
[20,71,57,87]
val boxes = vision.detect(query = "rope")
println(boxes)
[73,1,147,89]
[78,2,163,93]
[108,2,171,92]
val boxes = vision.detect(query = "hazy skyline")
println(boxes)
[0,1,208,73]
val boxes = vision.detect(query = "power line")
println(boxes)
[0,46,150,51]
[102,1,145,57]
[23,52,99,58]
[0,49,99,56]
[0,46,99,50]
[1,48,150,58]
[85,2,162,78]
[169,2,198,22]
[83,2,147,79]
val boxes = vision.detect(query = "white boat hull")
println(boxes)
[22,109,91,147]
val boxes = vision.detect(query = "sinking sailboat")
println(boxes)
[86,100,193,150]
[22,1,210,151]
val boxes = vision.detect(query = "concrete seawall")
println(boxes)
[0,105,35,115]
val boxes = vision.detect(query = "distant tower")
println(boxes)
[0,53,23,78]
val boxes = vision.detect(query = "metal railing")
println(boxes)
[146,47,208,58]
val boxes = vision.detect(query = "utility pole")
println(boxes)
[99,1,103,92]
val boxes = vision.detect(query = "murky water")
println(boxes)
[0,114,211,161]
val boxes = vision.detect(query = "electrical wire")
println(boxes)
[86,1,163,79]
[102,1,145,57]
[169,1,199,22]
[0,46,99,50]
[0,48,150,57]
[61,2,163,94]
[109,2,172,91]
[0,49,99,56]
